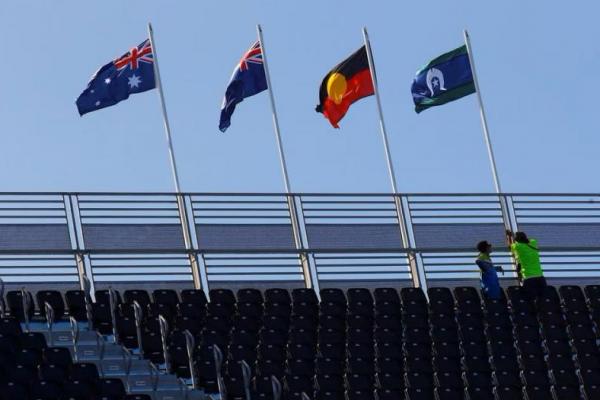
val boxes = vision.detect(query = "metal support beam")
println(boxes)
[67,195,95,297]
[394,195,427,294]
[176,194,203,290]
[289,195,320,300]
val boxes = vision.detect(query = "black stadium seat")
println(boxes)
[4,282,600,398]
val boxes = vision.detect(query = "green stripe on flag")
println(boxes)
[414,81,476,113]
[415,45,468,76]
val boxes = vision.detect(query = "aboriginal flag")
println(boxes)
[315,46,374,128]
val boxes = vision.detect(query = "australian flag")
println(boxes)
[76,39,156,116]
[219,41,267,132]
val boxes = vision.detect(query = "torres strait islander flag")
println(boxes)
[411,45,475,113]
[315,46,374,128]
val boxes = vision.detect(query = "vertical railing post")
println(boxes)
[175,193,203,290]
[66,195,95,297]
[182,195,210,300]
[394,195,428,295]
[288,194,320,300]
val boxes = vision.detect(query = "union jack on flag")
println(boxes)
[238,41,263,71]
[76,38,156,116]
[114,39,154,73]
[219,40,268,132]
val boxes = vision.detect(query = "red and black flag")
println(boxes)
[315,46,374,128]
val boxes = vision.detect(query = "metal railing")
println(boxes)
[0,192,598,295]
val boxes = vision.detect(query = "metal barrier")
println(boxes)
[0,192,599,292]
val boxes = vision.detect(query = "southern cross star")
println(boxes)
[128,74,141,88]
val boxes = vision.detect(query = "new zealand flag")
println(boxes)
[76,39,156,116]
[219,41,267,132]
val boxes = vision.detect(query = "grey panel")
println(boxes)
[413,223,506,250]
[0,224,71,250]
[518,223,600,248]
[83,224,185,250]
[197,224,296,250]
[306,224,403,250]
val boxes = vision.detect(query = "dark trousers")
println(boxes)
[522,276,547,301]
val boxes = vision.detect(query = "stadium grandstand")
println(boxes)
[0,191,599,400]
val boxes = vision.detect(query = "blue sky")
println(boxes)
[0,1,598,193]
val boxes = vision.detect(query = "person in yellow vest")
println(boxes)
[506,230,546,301]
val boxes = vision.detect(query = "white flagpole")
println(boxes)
[147,22,182,193]
[362,27,398,194]
[256,24,292,194]
[463,29,502,194]
[362,28,427,292]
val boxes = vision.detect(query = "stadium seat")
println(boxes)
[65,290,88,321]
[6,290,34,322]
[180,289,208,306]
[237,288,263,304]
[36,290,65,321]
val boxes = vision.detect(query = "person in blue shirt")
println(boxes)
[475,240,504,299]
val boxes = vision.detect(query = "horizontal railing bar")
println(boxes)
[0,247,597,255]
[302,216,398,220]
[92,266,191,269]
[533,261,600,265]
[193,208,288,212]
[0,200,64,204]
[78,200,177,204]
[0,207,65,211]
[194,215,291,219]
[206,272,302,276]
[1,274,75,277]
[301,200,394,205]
[512,215,600,218]
[192,200,287,204]
[0,216,66,219]
[314,255,407,259]
[203,256,300,260]
[93,273,191,276]
[514,207,600,211]
[80,215,180,219]
[302,208,397,212]
[317,264,409,268]
[408,200,501,204]
[80,207,179,212]
[0,191,598,197]
[89,257,189,261]
[409,207,501,212]
[411,215,503,219]
[421,253,512,258]
[206,264,300,268]
[513,200,600,204]
[0,266,76,269]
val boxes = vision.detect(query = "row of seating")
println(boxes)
[0,317,149,400]
[3,284,600,399]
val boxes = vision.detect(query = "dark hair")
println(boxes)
[514,231,529,244]
[477,240,491,253]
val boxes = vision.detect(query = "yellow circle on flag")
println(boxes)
[327,73,347,105]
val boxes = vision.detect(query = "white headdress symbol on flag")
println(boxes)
[426,67,447,96]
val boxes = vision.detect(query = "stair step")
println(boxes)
[127,375,155,393]
[154,390,188,400]
[45,329,99,346]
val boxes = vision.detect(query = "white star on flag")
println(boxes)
[128,74,142,88]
